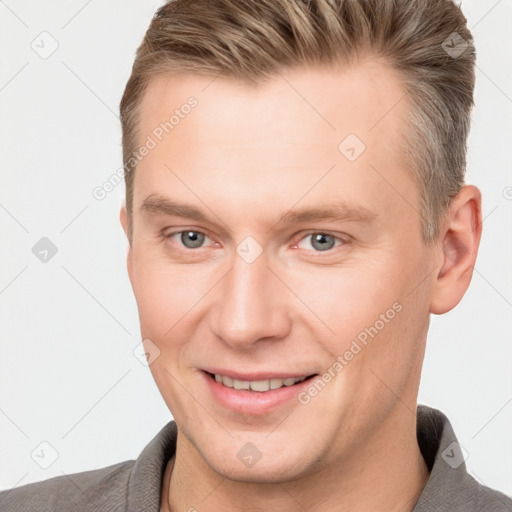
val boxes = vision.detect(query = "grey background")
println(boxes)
[1,0,511,497]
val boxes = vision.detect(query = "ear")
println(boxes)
[120,204,134,287]
[429,185,482,314]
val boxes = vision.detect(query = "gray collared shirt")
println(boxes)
[0,405,511,511]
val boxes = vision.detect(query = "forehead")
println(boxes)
[133,59,418,226]
[139,58,408,143]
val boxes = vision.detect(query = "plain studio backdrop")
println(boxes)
[1,0,511,497]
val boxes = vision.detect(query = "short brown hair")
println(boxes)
[120,0,475,242]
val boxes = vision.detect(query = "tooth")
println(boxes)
[222,375,234,387]
[250,379,270,392]
[233,379,250,390]
[270,378,284,390]
[215,374,307,391]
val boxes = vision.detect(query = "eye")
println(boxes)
[297,233,342,252]
[169,230,209,249]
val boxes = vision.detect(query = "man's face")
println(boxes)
[123,61,436,482]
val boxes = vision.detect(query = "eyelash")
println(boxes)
[163,229,346,254]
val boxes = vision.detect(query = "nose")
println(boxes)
[210,251,292,349]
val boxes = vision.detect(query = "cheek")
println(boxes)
[131,253,209,340]
[291,260,429,436]
[285,248,430,368]
[130,256,212,412]
[284,261,402,347]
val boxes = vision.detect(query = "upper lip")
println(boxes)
[202,368,316,381]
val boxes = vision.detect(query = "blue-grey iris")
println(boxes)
[181,231,205,248]
[311,233,336,251]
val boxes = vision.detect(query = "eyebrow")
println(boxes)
[140,194,377,227]
[140,195,210,222]
[278,203,377,225]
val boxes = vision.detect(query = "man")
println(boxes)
[1,0,511,510]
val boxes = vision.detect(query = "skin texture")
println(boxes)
[120,59,482,512]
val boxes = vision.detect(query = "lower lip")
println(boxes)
[202,371,316,415]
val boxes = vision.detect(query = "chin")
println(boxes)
[214,462,306,484]
[202,443,319,484]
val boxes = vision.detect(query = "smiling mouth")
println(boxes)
[205,371,317,392]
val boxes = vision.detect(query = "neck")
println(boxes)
[163,404,429,512]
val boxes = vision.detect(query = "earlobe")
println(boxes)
[429,185,482,315]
